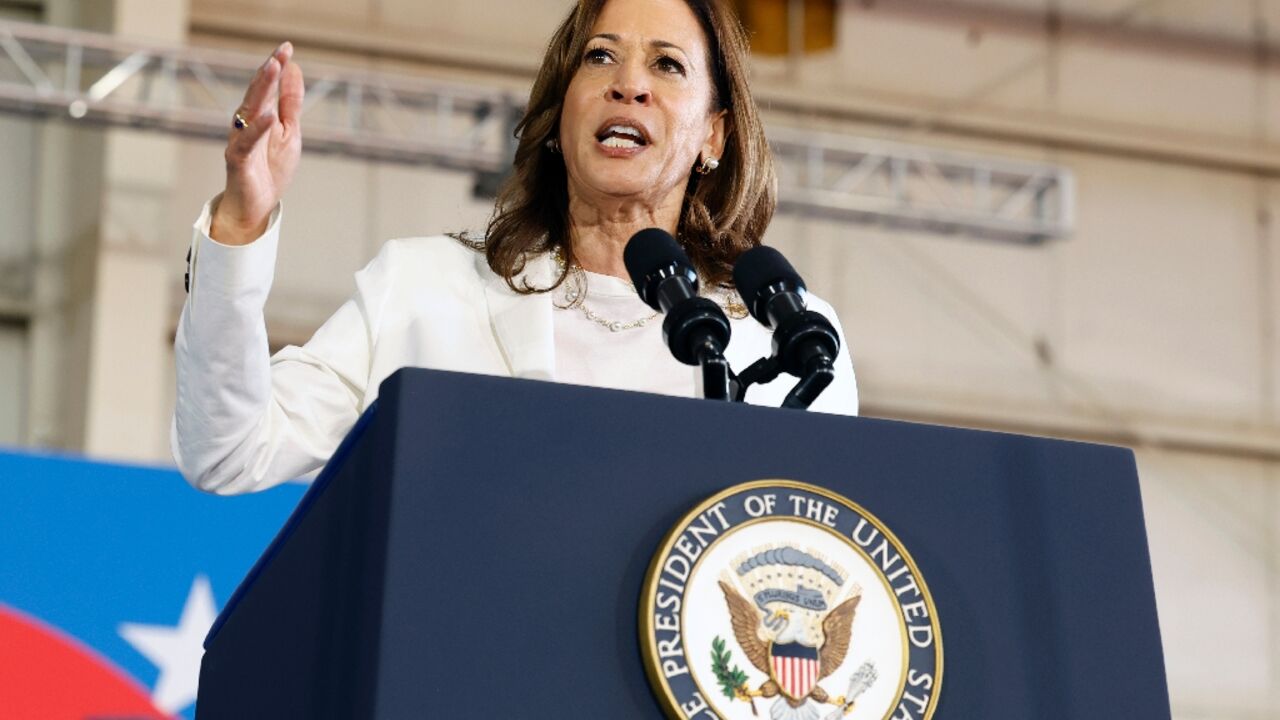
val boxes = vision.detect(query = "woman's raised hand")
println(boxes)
[210,42,304,246]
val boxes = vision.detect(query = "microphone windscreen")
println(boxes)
[733,246,805,321]
[623,228,688,294]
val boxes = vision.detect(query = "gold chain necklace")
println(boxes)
[561,275,661,332]
[551,248,659,332]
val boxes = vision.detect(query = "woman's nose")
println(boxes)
[607,63,650,104]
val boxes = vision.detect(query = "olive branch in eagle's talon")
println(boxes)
[711,636,759,715]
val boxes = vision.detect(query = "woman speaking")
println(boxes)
[174,0,859,494]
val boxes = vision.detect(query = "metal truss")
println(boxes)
[0,19,1072,242]
[769,128,1073,242]
[0,19,519,173]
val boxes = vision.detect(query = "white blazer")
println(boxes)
[172,198,859,495]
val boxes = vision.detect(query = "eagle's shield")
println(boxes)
[769,642,821,700]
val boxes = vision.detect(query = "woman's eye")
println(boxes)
[584,48,613,65]
[655,56,686,75]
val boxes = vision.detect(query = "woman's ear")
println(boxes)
[702,109,728,164]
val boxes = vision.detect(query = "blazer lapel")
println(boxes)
[483,253,556,381]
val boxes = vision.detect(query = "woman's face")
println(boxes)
[559,0,726,210]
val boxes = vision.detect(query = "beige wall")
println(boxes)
[1138,447,1279,717]
[0,109,36,447]
[0,0,39,448]
[0,323,24,446]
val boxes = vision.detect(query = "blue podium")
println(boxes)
[196,369,1170,718]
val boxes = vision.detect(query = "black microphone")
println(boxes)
[624,228,733,400]
[733,246,839,408]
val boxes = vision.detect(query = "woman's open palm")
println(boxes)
[211,42,304,245]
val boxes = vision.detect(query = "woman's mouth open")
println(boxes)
[595,119,651,155]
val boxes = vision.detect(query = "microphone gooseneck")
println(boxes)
[624,229,733,400]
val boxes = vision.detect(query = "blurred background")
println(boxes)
[0,0,1277,718]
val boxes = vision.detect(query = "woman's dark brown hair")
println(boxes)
[479,0,776,291]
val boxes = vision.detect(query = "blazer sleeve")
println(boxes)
[803,295,860,417]
[171,195,388,495]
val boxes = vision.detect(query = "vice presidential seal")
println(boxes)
[640,480,942,720]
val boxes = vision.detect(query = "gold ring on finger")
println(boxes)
[233,111,249,130]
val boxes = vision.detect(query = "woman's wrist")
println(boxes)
[209,205,269,246]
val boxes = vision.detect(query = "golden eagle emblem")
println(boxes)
[714,546,879,719]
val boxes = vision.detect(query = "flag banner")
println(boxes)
[0,450,305,720]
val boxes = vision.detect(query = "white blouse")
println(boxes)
[551,269,699,398]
